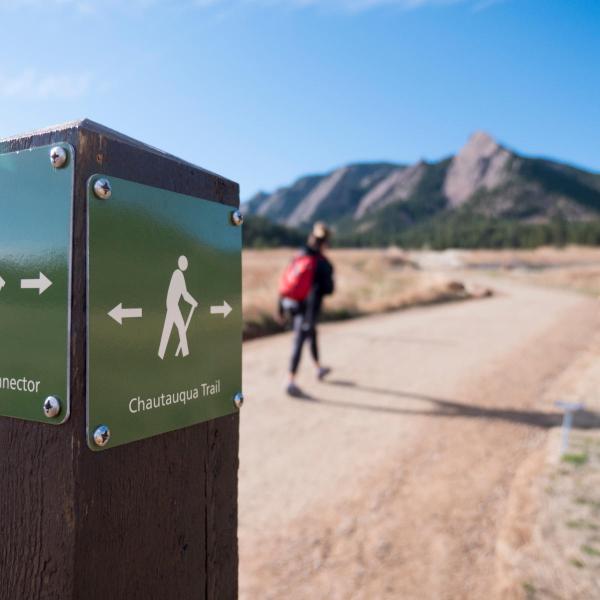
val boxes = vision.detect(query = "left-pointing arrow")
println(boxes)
[108,303,143,325]
[21,272,52,295]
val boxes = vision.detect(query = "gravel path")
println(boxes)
[239,275,599,599]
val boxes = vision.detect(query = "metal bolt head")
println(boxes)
[230,210,244,226]
[93,425,111,447]
[43,396,61,418]
[50,146,68,169]
[93,178,112,200]
[233,392,244,409]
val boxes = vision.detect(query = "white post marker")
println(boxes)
[108,303,143,325]
[210,301,232,318]
[21,272,52,295]
[555,400,585,455]
[0,275,5,291]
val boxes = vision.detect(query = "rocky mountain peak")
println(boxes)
[443,131,512,208]
[243,132,600,243]
[463,131,501,155]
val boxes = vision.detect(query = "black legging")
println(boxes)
[289,313,319,374]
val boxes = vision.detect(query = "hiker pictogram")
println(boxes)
[158,256,198,359]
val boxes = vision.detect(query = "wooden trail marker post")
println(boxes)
[0,120,241,599]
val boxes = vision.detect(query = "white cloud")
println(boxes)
[193,0,485,10]
[0,69,92,100]
[199,0,505,12]
[0,0,162,14]
[0,0,507,12]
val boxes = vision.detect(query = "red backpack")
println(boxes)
[279,254,318,301]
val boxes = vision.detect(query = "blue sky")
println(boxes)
[0,0,598,200]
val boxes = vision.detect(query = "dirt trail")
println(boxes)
[239,276,600,599]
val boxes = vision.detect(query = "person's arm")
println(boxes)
[316,257,334,296]
[303,257,332,328]
[180,275,198,308]
[183,290,198,308]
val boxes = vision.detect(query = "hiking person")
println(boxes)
[279,222,335,397]
[158,255,198,359]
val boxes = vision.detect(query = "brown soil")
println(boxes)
[496,330,600,600]
[239,274,599,599]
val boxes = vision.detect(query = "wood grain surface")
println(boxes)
[0,120,239,600]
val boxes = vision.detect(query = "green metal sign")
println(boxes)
[0,145,73,424]
[87,175,242,450]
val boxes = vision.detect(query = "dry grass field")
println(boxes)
[460,246,600,269]
[242,248,482,339]
[459,246,600,296]
[243,245,600,339]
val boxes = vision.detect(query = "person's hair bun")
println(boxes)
[312,222,330,241]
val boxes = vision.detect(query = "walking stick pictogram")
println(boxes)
[176,304,196,357]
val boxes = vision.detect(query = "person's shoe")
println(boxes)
[286,382,304,397]
[317,367,331,381]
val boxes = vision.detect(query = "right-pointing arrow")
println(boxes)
[210,301,232,319]
[0,275,5,291]
[108,303,143,325]
[21,272,52,295]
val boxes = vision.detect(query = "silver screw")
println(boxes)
[230,210,244,226]
[233,392,244,409]
[93,178,112,200]
[43,396,61,418]
[93,425,111,447]
[50,146,68,169]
